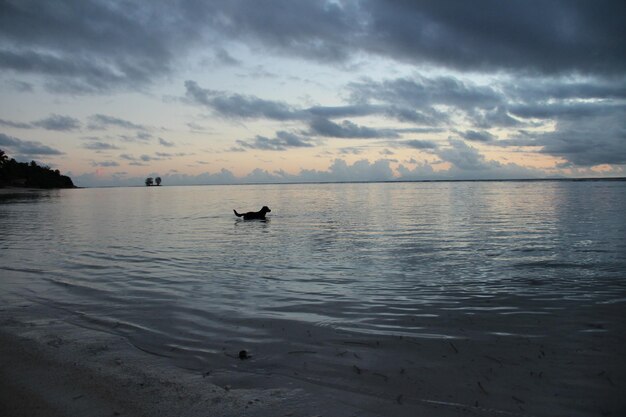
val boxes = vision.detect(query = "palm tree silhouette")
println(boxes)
[0,149,8,167]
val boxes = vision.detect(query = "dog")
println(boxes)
[233,206,271,220]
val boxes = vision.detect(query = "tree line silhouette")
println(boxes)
[0,149,75,189]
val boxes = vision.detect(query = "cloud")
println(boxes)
[401,139,438,149]
[7,80,34,92]
[435,139,494,171]
[88,114,146,131]
[0,132,63,156]
[159,137,175,147]
[237,131,315,151]
[499,113,626,166]
[2,1,623,97]
[0,114,80,131]
[185,80,299,120]
[213,48,241,66]
[32,114,81,131]
[362,1,626,76]
[309,117,399,139]
[91,160,119,167]
[352,75,502,109]
[82,141,120,150]
[0,118,32,129]
[0,0,189,93]
[458,130,497,142]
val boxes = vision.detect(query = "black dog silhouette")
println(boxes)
[233,206,271,220]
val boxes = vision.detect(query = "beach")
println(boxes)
[2,296,624,417]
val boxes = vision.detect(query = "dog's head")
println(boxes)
[261,206,271,213]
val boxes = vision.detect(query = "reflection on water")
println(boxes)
[1,181,626,408]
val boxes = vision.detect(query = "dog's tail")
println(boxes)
[233,209,242,217]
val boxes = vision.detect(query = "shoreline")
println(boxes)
[1,299,624,417]
[0,307,311,417]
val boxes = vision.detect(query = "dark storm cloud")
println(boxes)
[1,1,623,94]
[360,0,626,76]
[0,132,63,155]
[498,114,626,166]
[236,131,314,151]
[32,114,81,131]
[0,0,187,92]
[200,1,625,75]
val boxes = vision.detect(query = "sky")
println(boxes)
[0,0,625,187]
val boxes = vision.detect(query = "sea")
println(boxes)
[1,180,625,415]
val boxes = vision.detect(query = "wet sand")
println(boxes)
[1,299,624,417]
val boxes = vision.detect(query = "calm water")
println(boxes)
[1,181,626,413]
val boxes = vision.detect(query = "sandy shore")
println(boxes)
[0,310,314,417]
[1,298,625,417]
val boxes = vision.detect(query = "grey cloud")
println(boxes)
[0,114,80,131]
[402,139,438,149]
[0,118,32,129]
[32,114,81,131]
[362,0,626,76]
[237,131,314,151]
[500,114,626,166]
[509,102,625,121]
[136,132,152,141]
[338,147,364,155]
[0,0,186,93]
[7,79,34,92]
[459,130,497,142]
[436,139,493,171]
[89,114,146,131]
[83,141,120,150]
[214,48,241,66]
[307,104,382,118]
[471,107,523,129]
[2,1,623,96]
[159,138,175,147]
[349,75,502,110]
[91,160,119,167]
[309,118,399,139]
[185,81,299,120]
[207,1,624,75]
[0,132,64,156]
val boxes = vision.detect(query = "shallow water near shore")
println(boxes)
[2,181,626,416]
